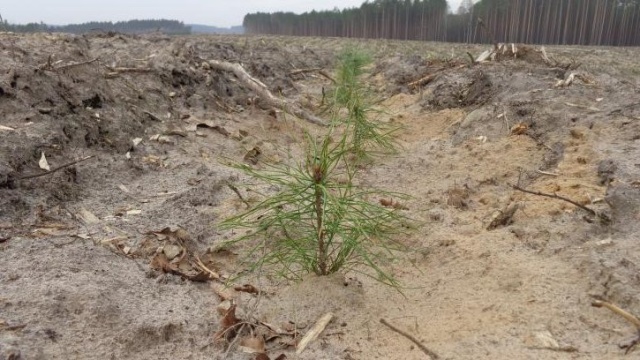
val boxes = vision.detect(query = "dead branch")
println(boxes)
[511,184,610,223]
[18,155,94,181]
[143,110,163,122]
[55,57,99,71]
[592,300,640,329]
[317,70,336,84]
[408,73,438,89]
[288,67,336,84]
[104,66,153,78]
[207,59,327,126]
[592,299,640,354]
[408,64,465,89]
[289,68,322,76]
[380,318,440,360]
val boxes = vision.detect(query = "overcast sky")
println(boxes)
[2,0,464,28]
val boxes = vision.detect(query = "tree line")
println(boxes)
[243,0,640,46]
[0,19,192,35]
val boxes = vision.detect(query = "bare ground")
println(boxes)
[1,32,640,360]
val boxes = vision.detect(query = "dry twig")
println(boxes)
[511,184,610,224]
[288,68,336,84]
[226,182,251,208]
[104,66,153,78]
[380,318,440,359]
[592,299,640,354]
[194,255,221,280]
[18,155,94,181]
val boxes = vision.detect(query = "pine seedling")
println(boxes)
[329,49,400,163]
[220,128,409,285]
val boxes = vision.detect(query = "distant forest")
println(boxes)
[243,0,640,46]
[0,19,243,35]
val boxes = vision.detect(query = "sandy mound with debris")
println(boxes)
[2,33,640,359]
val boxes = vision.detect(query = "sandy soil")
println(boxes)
[1,32,640,360]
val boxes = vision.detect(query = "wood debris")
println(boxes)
[296,312,333,355]
[487,203,520,230]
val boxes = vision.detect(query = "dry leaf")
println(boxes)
[240,336,266,354]
[162,244,182,260]
[234,284,260,295]
[151,253,176,273]
[379,198,409,210]
[244,147,262,165]
[214,304,241,342]
[77,207,100,224]
[510,123,528,135]
[39,152,51,171]
[217,300,233,315]
[379,198,393,207]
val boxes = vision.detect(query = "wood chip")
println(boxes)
[296,312,333,354]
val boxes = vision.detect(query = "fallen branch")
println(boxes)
[55,57,99,71]
[511,184,610,223]
[104,66,153,78]
[592,299,640,354]
[142,110,163,122]
[380,318,440,359]
[18,155,94,181]
[288,68,336,84]
[408,73,438,89]
[207,59,327,126]
[592,300,640,328]
[296,312,333,355]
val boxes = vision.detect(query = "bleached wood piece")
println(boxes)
[296,312,333,354]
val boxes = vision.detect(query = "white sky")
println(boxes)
[1,0,463,28]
